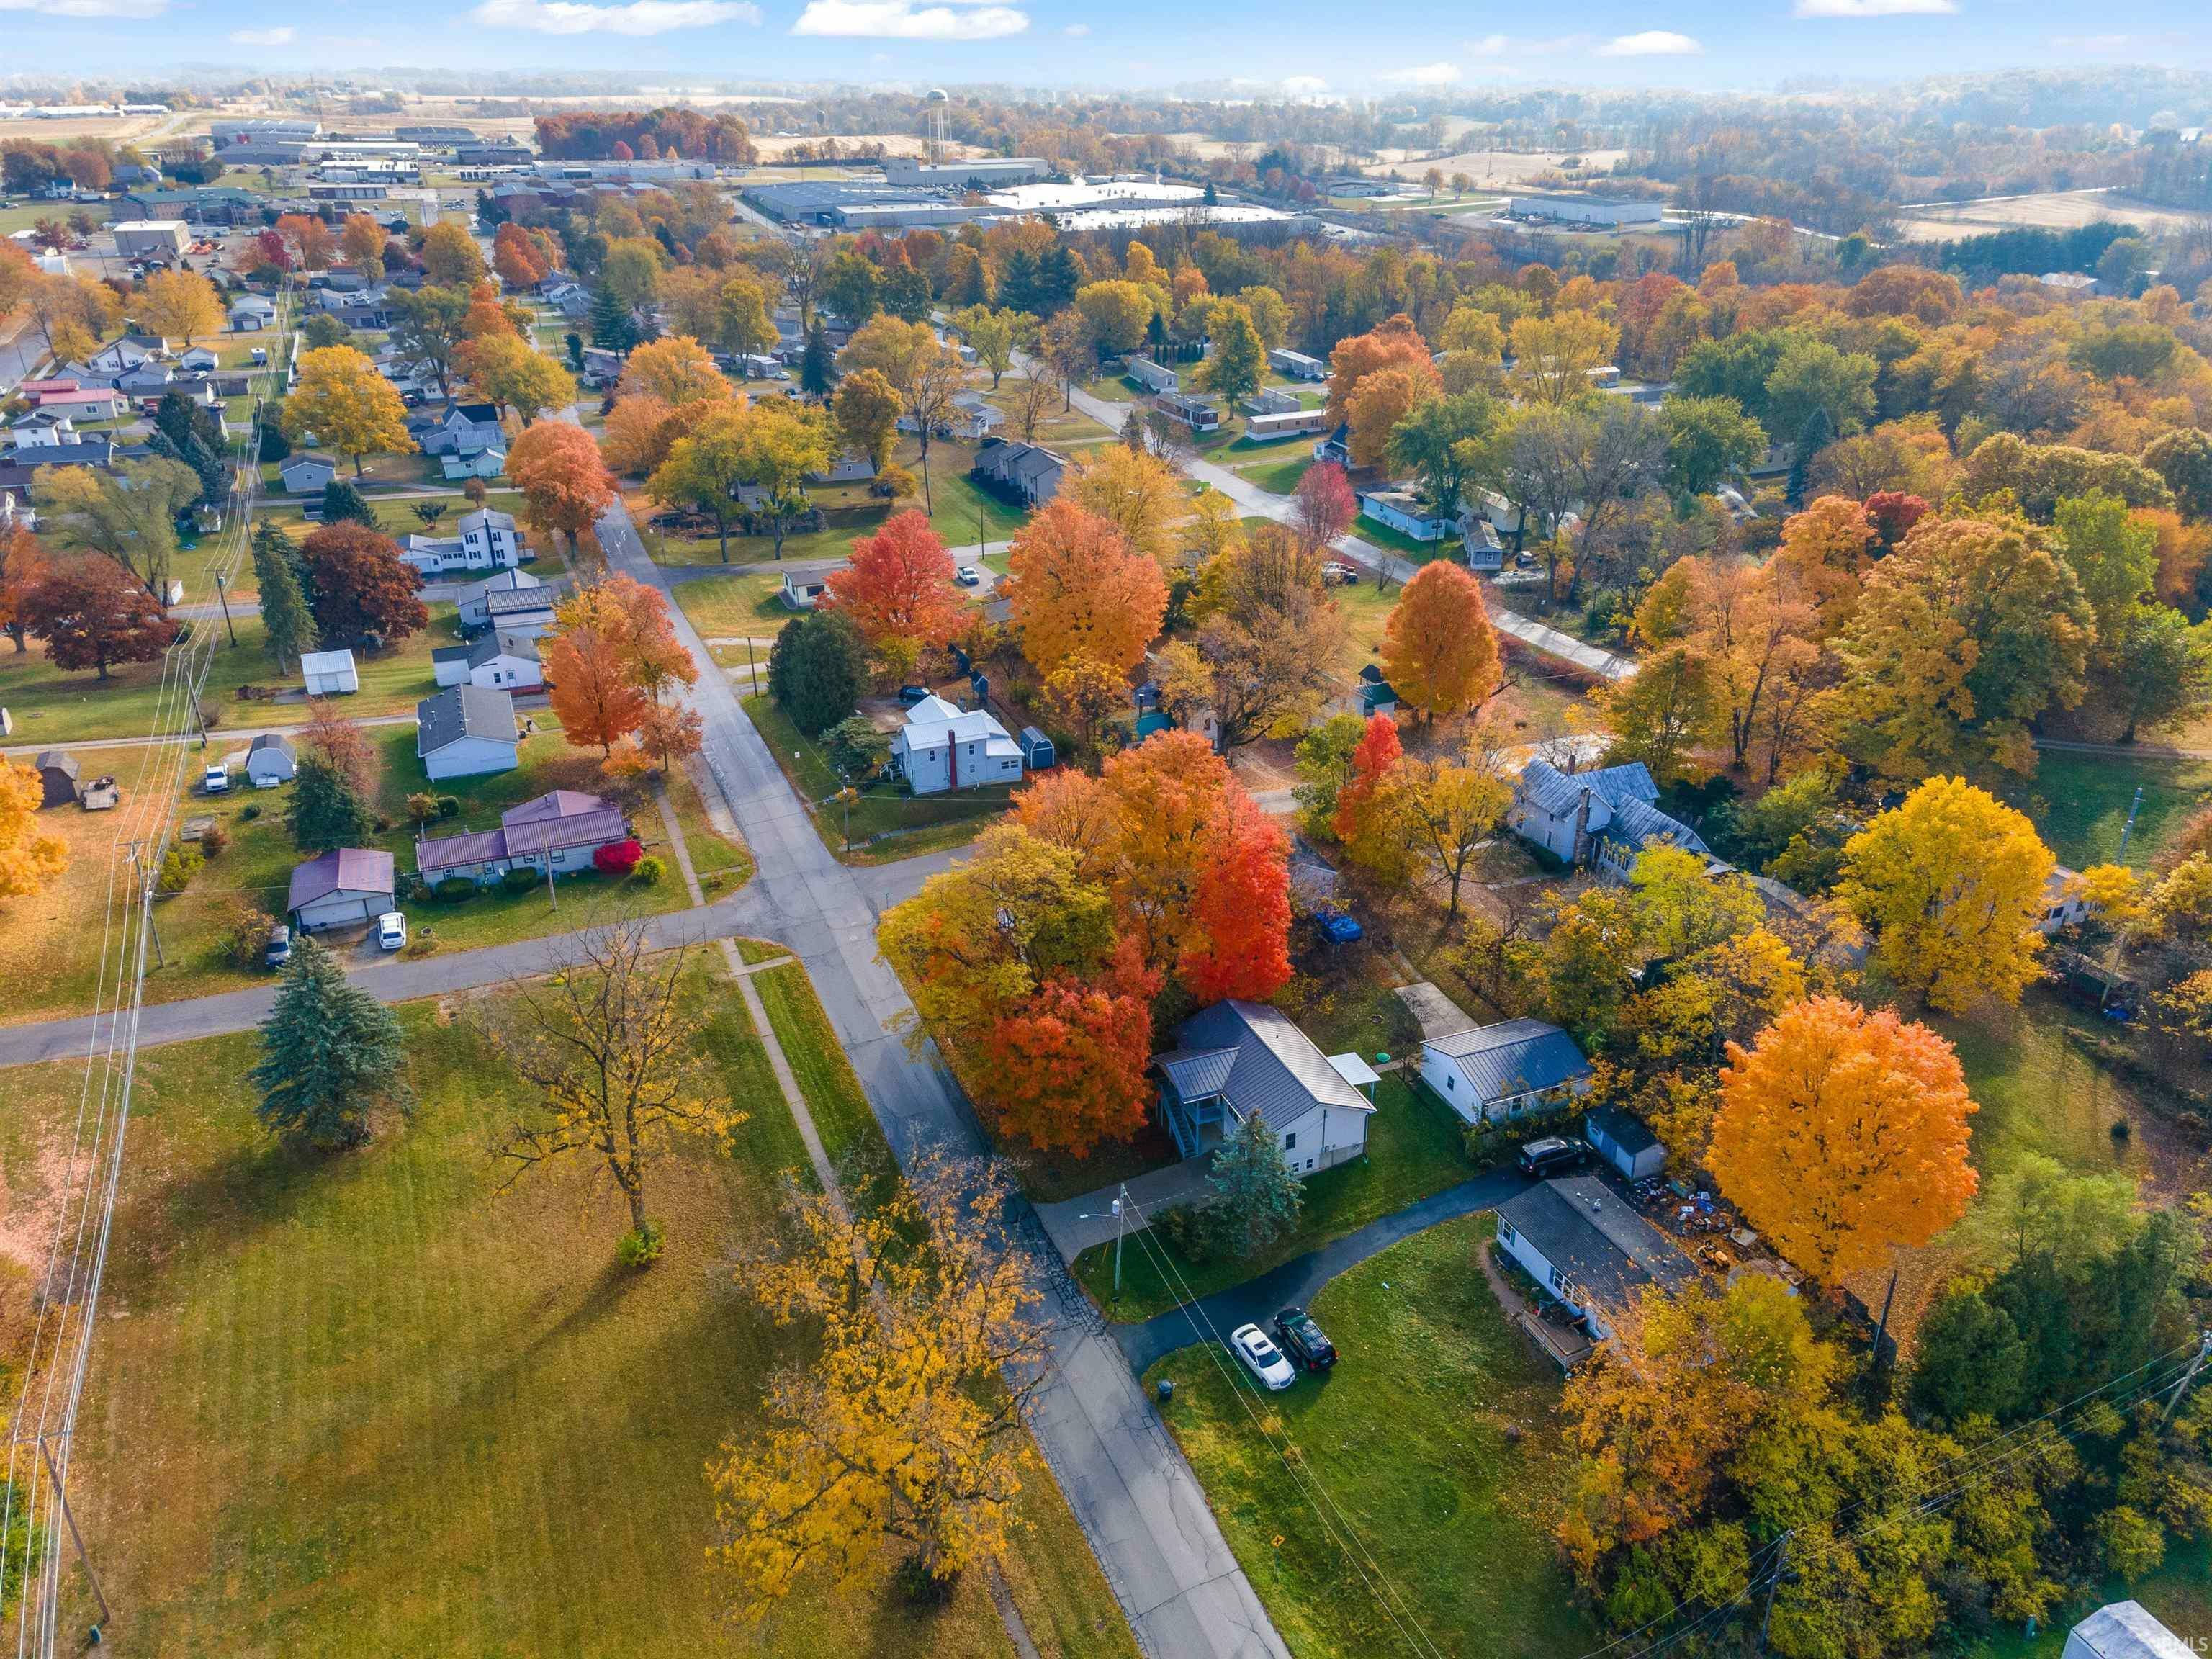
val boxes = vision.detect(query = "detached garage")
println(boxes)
[301,649,360,697]
[1586,1107,1665,1182]
[287,848,396,932]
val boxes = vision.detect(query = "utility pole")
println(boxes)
[1113,1183,1128,1300]
[215,571,238,647]
[542,851,557,912]
[2161,1331,2212,1427]
[1870,1267,1899,1378]
[2116,786,2145,862]
[125,841,165,968]
[1755,1530,1794,1657]
[37,1433,113,1637]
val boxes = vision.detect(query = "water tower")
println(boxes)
[925,88,951,165]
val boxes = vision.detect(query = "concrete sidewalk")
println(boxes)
[1035,1156,1217,1259]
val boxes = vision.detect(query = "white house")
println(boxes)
[780,572,828,610]
[1586,1107,1666,1182]
[441,446,506,482]
[1153,999,1375,1174]
[458,567,545,631]
[2039,866,2091,935]
[408,402,504,457]
[286,847,396,932]
[400,508,523,578]
[279,453,337,495]
[889,694,1023,795]
[230,295,278,332]
[464,629,541,692]
[244,732,296,786]
[1359,486,1457,543]
[1420,1018,1593,1126]
[2064,1602,2197,1659]
[300,648,359,696]
[1509,757,1711,880]
[416,684,520,781]
[1269,348,1326,381]
[1493,1176,1697,1344]
[1125,356,1179,395]
[415,788,629,887]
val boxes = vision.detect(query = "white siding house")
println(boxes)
[1154,1000,1375,1174]
[287,848,395,932]
[244,733,296,786]
[1420,1018,1593,1126]
[300,649,359,696]
[889,694,1022,795]
[400,508,523,578]
[416,685,520,781]
[1493,1177,1696,1344]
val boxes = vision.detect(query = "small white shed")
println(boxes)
[245,732,297,786]
[1585,1107,1665,1182]
[300,649,359,696]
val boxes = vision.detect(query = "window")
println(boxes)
[1284,1132,1298,1151]
[1445,1073,1455,1092]
[1550,1267,1564,1289]
[1498,1223,1515,1245]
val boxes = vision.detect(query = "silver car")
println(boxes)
[1230,1323,1297,1391]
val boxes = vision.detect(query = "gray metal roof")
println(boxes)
[1586,1107,1661,1161]
[1517,757,1658,820]
[1425,1017,1590,1103]
[1496,1176,1696,1308]
[416,684,517,755]
[1162,1001,1374,1130]
[248,733,294,755]
[466,629,540,669]
[1601,795,1709,858]
[2067,1604,2196,1659]
[1156,1048,1238,1102]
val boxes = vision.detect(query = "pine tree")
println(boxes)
[590,284,639,353]
[798,321,835,398]
[251,518,318,670]
[1786,405,1833,508]
[250,938,411,1148]
[287,752,374,853]
[1207,1110,1303,1259]
[564,331,584,370]
[766,610,865,736]
[318,479,377,530]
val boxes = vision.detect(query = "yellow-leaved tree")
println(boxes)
[1709,996,1977,1286]
[281,345,414,478]
[134,268,222,345]
[1835,775,2055,1012]
[708,1147,1048,1601]
[0,759,68,899]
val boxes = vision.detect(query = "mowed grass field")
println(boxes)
[1144,1213,1596,1659]
[1990,748,2212,871]
[9,968,1138,1658]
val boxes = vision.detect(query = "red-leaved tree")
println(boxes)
[1292,461,1357,552]
[22,554,178,680]
[976,951,1159,1156]
[299,523,429,646]
[819,509,970,656]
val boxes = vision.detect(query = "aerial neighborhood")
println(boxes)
[1,55,2211,1659]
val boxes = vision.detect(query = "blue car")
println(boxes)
[1316,909,1364,944]
[897,685,932,706]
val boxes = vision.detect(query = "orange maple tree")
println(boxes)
[975,948,1159,1156]
[507,421,617,554]
[1002,500,1166,675]
[820,509,970,653]
[1323,313,1442,426]
[1709,996,1978,1286]
[1334,713,1402,844]
[1379,562,1499,721]
[544,585,652,756]
[1180,788,1294,1002]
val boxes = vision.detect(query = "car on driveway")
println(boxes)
[1230,1323,1298,1390]
[1517,1135,1587,1178]
[202,764,230,794]
[1313,908,1364,944]
[1321,560,1359,585]
[263,924,292,970]
[375,911,408,952]
[1272,1307,1336,1372]
[955,565,984,586]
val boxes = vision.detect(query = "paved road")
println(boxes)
[597,495,1291,1659]
[1030,362,1636,683]
[1111,1169,1520,1375]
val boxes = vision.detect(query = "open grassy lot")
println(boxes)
[1072,1074,1473,1320]
[1228,447,1314,496]
[5,973,1138,1658]
[665,758,754,897]
[0,604,459,747]
[742,691,1012,864]
[1989,748,2212,871]
[669,569,788,641]
[1143,1213,1596,1659]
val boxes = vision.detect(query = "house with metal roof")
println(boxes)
[1586,1107,1665,1181]
[1493,1176,1697,1344]
[433,629,541,692]
[416,685,520,781]
[457,567,548,632]
[889,693,1023,796]
[2064,1602,2197,1659]
[1419,1017,1593,1127]
[1508,757,1709,878]
[1154,1000,1376,1175]
[287,848,396,932]
[969,439,1066,507]
[415,789,629,887]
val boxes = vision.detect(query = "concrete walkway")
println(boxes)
[1035,1156,1218,1259]
[1110,1169,1520,1376]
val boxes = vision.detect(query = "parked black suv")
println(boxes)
[1272,1306,1337,1372]
[1517,1136,1587,1177]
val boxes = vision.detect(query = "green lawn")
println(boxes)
[1348,512,1457,561]
[6,974,1137,1657]
[742,692,1012,864]
[1144,1213,1596,1659]
[1072,1074,1473,1320]
[1987,749,2212,871]
[670,570,788,640]
[753,961,900,1203]
[662,761,753,898]
[1228,449,1315,496]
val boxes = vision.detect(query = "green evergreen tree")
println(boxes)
[590,284,639,353]
[251,518,318,670]
[250,938,411,1148]
[564,331,585,371]
[798,321,835,398]
[1786,404,1832,508]
[1207,1110,1303,1259]
[318,479,378,530]
[766,611,866,737]
[287,752,374,853]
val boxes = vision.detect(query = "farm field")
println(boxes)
[1890,188,2209,243]
[4,970,1138,1658]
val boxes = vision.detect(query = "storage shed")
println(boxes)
[1018,726,1056,770]
[245,733,297,786]
[1586,1107,1665,1181]
[300,649,360,696]
[35,750,80,809]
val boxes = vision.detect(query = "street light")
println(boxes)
[1075,1184,1130,1301]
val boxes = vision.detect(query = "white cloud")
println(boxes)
[1462,32,1507,55]
[1280,74,1328,92]
[1598,28,1701,54]
[230,24,295,43]
[1794,0,1955,14]
[0,0,167,17]
[1061,19,1085,32]
[472,0,758,33]
[791,0,1025,36]
[1379,61,1461,85]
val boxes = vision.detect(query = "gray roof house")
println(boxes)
[1419,1017,1593,1127]
[35,750,80,808]
[970,439,1066,508]
[1493,1175,1698,1344]
[279,452,337,494]
[287,847,396,931]
[457,567,547,631]
[1154,1000,1376,1176]
[416,684,521,781]
[408,403,505,457]
[1509,757,1709,881]
[1586,1107,1665,1182]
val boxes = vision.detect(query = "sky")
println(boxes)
[2,0,2209,94]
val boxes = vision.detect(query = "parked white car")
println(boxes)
[956,565,983,587]
[1230,1323,1297,1391]
[375,911,408,952]
[202,765,230,794]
